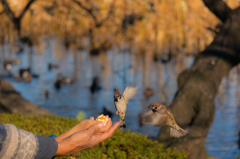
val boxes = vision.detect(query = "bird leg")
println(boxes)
[116,111,124,115]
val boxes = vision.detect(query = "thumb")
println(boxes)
[87,122,106,136]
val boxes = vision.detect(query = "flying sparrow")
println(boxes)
[142,102,188,138]
[114,86,138,128]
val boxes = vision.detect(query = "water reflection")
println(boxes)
[1,39,240,159]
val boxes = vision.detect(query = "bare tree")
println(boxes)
[72,0,115,28]
[72,0,115,55]
[0,0,36,37]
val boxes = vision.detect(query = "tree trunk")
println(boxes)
[13,18,21,37]
[157,2,240,159]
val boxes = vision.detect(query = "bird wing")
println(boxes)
[122,86,138,102]
[165,108,177,126]
[142,110,168,127]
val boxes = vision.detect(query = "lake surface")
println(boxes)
[1,38,240,159]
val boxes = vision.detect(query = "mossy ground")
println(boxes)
[1,113,187,159]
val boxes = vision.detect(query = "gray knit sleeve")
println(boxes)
[0,123,58,159]
[34,135,58,159]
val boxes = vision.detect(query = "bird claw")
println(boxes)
[116,111,119,115]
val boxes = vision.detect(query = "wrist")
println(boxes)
[54,138,71,156]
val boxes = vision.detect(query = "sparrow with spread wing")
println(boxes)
[114,86,138,128]
[142,102,188,138]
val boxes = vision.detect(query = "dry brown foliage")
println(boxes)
[0,0,239,55]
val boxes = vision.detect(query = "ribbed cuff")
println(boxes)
[34,135,58,159]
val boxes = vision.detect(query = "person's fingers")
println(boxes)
[106,122,120,135]
[95,122,120,142]
[98,118,112,134]
[89,117,94,120]
[105,118,112,129]
[87,122,106,136]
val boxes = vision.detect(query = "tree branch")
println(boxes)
[95,0,115,27]
[0,0,36,36]
[0,0,16,21]
[202,0,232,22]
[72,0,98,24]
[18,0,36,20]
[206,27,218,34]
[0,0,35,20]
[73,0,115,28]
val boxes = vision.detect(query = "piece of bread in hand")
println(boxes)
[80,114,111,135]
[96,114,109,124]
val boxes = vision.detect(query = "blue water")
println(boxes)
[1,39,240,158]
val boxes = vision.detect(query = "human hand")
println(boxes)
[54,120,120,156]
[88,116,112,134]
[55,116,112,140]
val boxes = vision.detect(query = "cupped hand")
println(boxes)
[55,116,112,140]
[89,116,112,134]
[55,121,120,156]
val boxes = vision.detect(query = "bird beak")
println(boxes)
[148,105,152,109]
[114,96,118,102]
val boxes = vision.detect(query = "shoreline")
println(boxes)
[0,79,55,116]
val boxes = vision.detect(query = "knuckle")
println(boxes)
[82,133,90,141]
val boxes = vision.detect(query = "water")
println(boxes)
[1,39,240,159]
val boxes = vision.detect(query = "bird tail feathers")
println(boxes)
[119,114,126,128]
[170,126,188,138]
[120,119,126,128]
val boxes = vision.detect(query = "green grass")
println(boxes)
[1,113,187,159]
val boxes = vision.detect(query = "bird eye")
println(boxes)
[118,96,121,99]
[154,106,157,109]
